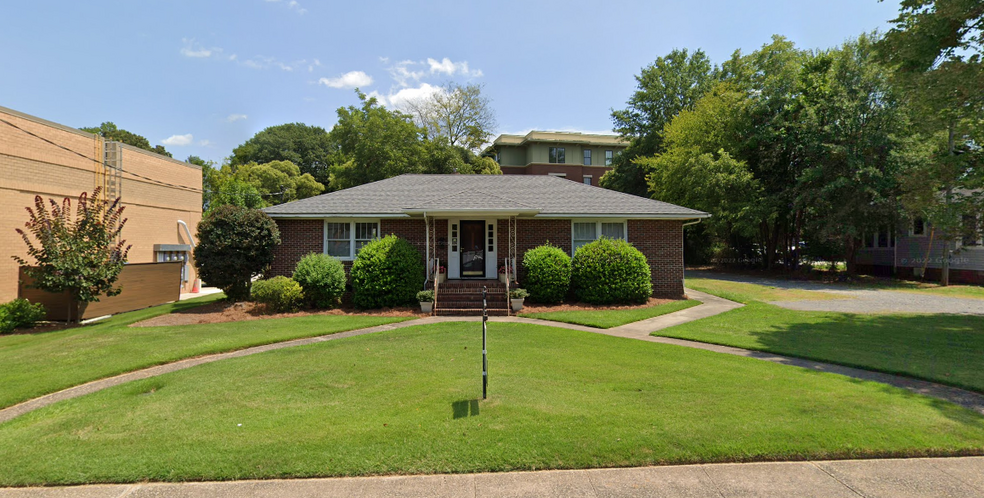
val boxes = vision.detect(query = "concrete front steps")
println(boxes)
[433,279,509,316]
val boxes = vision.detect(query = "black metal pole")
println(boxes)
[482,285,488,400]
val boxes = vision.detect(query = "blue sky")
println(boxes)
[2,0,901,164]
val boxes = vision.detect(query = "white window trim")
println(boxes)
[909,218,927,237]
[571,219,628,256]
[548,172,567,178]
[957,213,983,249]
[323,218,381,261]
[582,175,592,185]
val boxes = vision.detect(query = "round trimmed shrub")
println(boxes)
[350,235,425,309]
[250,276,304,312]
[194,205,281,301]
[293,253,346,308]
[522,244,571,304]
[571,238,652,304]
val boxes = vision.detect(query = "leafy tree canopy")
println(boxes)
[404,82,498,151]
[230,123,333,185]
[80,122,172,158]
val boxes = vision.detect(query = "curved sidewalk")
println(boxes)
[1,456,982,497]
[2,289,983,425]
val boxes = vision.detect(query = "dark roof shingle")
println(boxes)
[263,174,708,218]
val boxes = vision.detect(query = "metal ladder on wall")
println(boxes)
[103,141,122,201]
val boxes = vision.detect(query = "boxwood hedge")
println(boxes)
[350,235,425,309]
[521,244,571,304]
[571,238,652,304]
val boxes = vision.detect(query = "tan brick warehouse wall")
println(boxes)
[0,106,202,302]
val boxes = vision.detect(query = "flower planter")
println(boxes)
[420,302,433,313]
[510,298,524,311]
[436,273,446,284]
[499,273,509,284]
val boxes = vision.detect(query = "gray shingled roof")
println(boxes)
[263,174,709,218]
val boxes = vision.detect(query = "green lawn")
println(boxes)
[519,300,700,328]
[658,279,984,392]
[0,296,411,409]
[685,277,843,303]
[0,322,981,485]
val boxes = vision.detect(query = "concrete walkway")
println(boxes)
[2,456,981,497]
[3,289,984,424]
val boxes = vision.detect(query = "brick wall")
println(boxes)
[0,106,202,301]
[628,219,684,298]
[269,219,324,277]
[381,218,427,264]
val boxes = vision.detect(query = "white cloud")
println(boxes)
[387,60,426,87]
[372,83,444,109]
[308,59,321,72]
[240,55,309,72]
[180,38,222,59]
[225,114,247,123]
[198,139,212,147]
[161,134,194,146]
[427,57,482,77]
[319,71,373,89]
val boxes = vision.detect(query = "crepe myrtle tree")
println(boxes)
[12,188,131,321]
[194,205,281,301]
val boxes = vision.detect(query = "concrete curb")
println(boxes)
[1,457,982,497]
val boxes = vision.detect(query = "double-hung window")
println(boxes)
[325,220,379,259]
[605,150,614,166]
[572,220,627,255]
[549,147,566,164]
[583,149,592,165]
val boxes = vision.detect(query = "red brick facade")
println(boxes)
[271,217,686,298]
[627,220,684,297]
[269,219,324,277]
[500,164,613,186]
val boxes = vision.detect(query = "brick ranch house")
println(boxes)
[263,174,709,299]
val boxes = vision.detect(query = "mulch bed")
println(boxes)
[130,301,421,328]
[519,297,679,313]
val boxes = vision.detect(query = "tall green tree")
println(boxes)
[405,82,498,151]
[230,123,333,185]
[81,122,172,158]
[878,0,984,284]
[794,34,909,274]
[327,92,428,190]
[231,160,325,205]
[603,49,717,196]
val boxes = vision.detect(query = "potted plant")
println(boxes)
[436,265,447,284]
[509,288,528,311]
[498,264,508,284]
[416,290,435,313]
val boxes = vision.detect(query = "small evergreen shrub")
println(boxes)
[350,235,425,309]
[416,290,435,303]
[250,276,304,312]
[0,299,46,334]
[571,238,652,304]
[522,244,571,304]
[293,253,346,308]
[194,205,281,301]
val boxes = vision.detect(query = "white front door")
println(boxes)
[447,218,496,279]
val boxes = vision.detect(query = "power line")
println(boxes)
[0,117,204,194]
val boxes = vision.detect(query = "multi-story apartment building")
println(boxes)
[492,131,627,186]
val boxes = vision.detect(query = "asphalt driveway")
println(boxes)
[686,270,984,315]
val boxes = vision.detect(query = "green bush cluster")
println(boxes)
[250,276,305,312]
[0,299,46,334]
[293,253,346,308]
[350,235,425,309]
[571,238,653,304]
[522,244,571,304]
[194,205,281,301]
